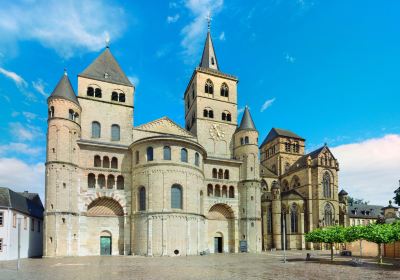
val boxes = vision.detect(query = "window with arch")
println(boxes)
[111,157,118,169]
[171,184,183,209]
[194,152,200,166]
[139,186,146,211]
[291,204,298,233]
[222,112,226,121]
[111,124,120,141]
[207,184,213,196]
[271,164,277,174]
[163,146,171,160]
[218,169,223,179]
[103,156,110,168]
[98,174,105,189]
[291,176,300,188]
[205,79,213,94]
[88,173,96,188]
[240,137,244,145]
[111,91,119,101]
[323,172,331,198]
[282,180,289,191]
[181,148,188,163]
[95,88,102,98]
[220,83,229,97]
[107,175,115,189]
[211,57,215,65]
[245,136,249,144]
[87,87,94,97]
[92,121,101,138]
[117,175,124,190]
[94,155,101,167]
[68,109,74,120]
[261,180,268,192]
[222,185,228,197]
[135,151,139,164]
[226,113,231,122]
[214,185,221,197]
[324,203,334,226]
[49,106,55,118]
[147,147,154,161]
[229,186,234,198]
[224,169,229,180]
[212,168,217,179]
[119,93,125,103]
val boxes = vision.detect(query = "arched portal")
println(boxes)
[207,204,235,253]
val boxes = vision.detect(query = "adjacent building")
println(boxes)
[0,187,44,260]
[348,203,384,226]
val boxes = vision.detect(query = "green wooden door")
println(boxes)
[100,236,111,255]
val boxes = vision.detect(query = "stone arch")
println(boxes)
[87,197,124,216]
[290,175,300,188]
[207,203,235,253]
[207,203,235,220]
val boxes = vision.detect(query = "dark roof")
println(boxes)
[199,31,219,71]
[79,47,133,87]
[48,72,79,105]
[0,188,44,219]
[261,128,304,147]
[338,189,348,196]
[348,204,383,219]
[236,106,257,132]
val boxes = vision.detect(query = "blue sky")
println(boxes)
[0,0,399,205]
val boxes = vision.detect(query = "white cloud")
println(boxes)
[285,53,296,63]
[0,143,42,156]
[0,1,127,58]
[9,122,44,142]
[128,75,140,87]
[167,14,180,23]
[219,32,226,41]
[331,134,400,205]
[0,67,27,88]
[0,158,45,201]
[260,98,276,112]
[32,79,47,97]
[180,0,224,63]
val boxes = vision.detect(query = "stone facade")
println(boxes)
[44,30,348,257]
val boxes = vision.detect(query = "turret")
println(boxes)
[44,71,81,256]
[234,107,261,252]
[271,182,282,249]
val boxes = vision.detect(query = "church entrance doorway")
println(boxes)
[100,236,112,255]
[214,236,223,253]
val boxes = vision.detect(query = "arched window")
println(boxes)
[163,146,171,160]
[291,176,300,188]
[284,162,290,173]
[226,113,231,122]
[245,136,249,144]
[222,112,226,121]
[171,184,183,209]
[107,175,115,189]
[92,121,101,138]
[261,180,268,192]
[135,151,140,164]
[207,184,213,196]
[111,91,118,101]
[119,93,125,103]
[229,186,234,198]
[324,203,334,226]
[194,152,200,166]
[208,110,214,118]
[111,157,118,169]
[139,186,146,211]
[222,185,228,197]
[220,83,229,97]
[282,180,289,191]
[94,155,101,167]
[212,168,217,179]
[240,138,244,145]
[323,172,331,198]
[224,169,229,179]
[181,148,188,162]
[147,147,154,161]
[98,174,105,189]
[291,204,298,233]
[111,124,120,141]
[74,112,79,122]
[117,176,124,190]
[218,169,223,179]
[205,79,213,94]
[95,88,102,98]
[49,106,55,118]
[103,156,110,168]
[203,109,208,118]
[88,173,96,188]
[68,109,74,120]
[214,185,221,197]
[87,87,94,96]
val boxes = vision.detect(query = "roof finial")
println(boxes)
[64,68,67,76]
[206,10,212,31]
[105,33,110,49]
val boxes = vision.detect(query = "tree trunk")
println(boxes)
[378,243,382,264]
[330,243,334,261]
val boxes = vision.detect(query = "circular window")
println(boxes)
[174,249,179,255]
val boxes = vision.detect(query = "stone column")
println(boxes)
[285,213,290,249]
[272,204,281,249]
[147,216,153,256]
[162,216,167,256]
[300,212,305,249]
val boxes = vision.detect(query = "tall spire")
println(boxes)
[49,71,79,105]
[237,106,257,131]
[199,13,219,71]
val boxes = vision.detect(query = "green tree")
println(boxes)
[362,223,396,264]
[394,185,400,206]
[347,196,369,205]
[306,226,346,261]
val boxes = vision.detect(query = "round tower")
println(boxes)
[234,106,261,253]
[271,182,282,249]
[44,71,81,257]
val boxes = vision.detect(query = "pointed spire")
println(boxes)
[199,28,219,71]
[49,71,79,105]
[79,48,132,87]
[237,106,257,131]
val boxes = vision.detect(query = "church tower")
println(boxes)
[44,71,81,256]
[184,28,238,158]
[233,107,262,252]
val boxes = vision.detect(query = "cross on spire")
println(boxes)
[206,11,212,31]
[105,35,110,49]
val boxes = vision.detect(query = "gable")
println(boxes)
[135,117,196,138]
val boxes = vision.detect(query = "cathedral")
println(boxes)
[44,28,349,257]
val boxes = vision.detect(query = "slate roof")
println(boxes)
[348,204,383,219]
[0,187,44,219]
[79,47,133,87]
[286,145,333,173]
[338,189,348,196]
[199,31,219,71]
[236,106,257,132]
[48,72,79,105]
[261,128,304,147]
